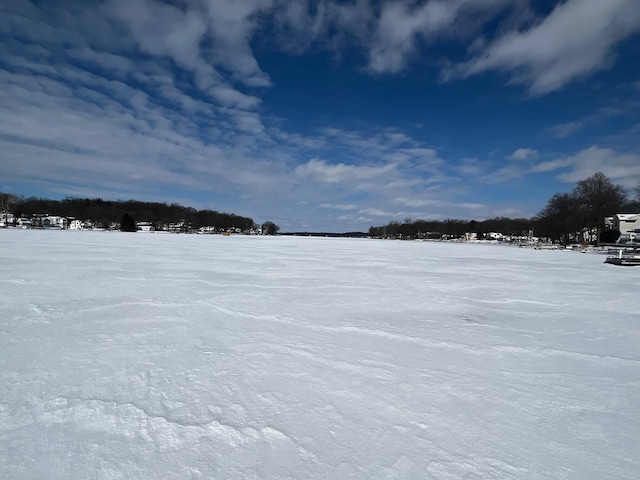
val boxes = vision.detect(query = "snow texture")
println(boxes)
[1,230,639,479]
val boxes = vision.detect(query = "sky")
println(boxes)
[1,0,639,232]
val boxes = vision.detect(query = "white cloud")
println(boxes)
[553,146,640,187]
[400,148,441,161]
[546,106,627,139]
[547,121,585,139]
[393,197,440,208]
[106,0,208,71]
[295,159,396,184]
[358,208,391,217]
[103,0,270,108]
[454,158,484,176]
[507,148,538,161]
[530,158,571,174]
[5,0,637,101]
[528,146,640,189]
[444,0,640,95]
[270,0,374,56]
[204,0,273,87]
[479,165,526,184]
[67,48,136,77]
[367,0,518,74]
[458,203,486,210]
[319,203,359,211]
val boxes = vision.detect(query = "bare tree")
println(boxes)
[535,192,580,245]
[574,172,627,245]
[0,193,17,227]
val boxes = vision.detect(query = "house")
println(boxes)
[604,216,615,230]
[69,219,83,230]
[17,218,32,228]
[486,232,505,241]
[42,216,68,229]
[613,213,640,243]
[137,222,155,232]
[0,212,14,227]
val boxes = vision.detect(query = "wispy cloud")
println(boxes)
[393,197,440,208]
[546,121,585,139]
[528,145,640,189]
[530,159,572,174]
[507,148,538,161]
[546,106,627,139]
[479,165,527,184]
[366,0,522,74]
[319,203,359,211]
[554,146,640,188]
[295,158,397,184]
[443,0,640,95]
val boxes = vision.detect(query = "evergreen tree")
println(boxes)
[120,213,137,232]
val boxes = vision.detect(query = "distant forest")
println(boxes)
[1,195,256,232]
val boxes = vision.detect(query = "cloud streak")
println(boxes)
[507,148,538,161]
[549,146,640,188]
[295,159,397,184]
[443,0,640,95]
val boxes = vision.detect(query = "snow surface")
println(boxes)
[1,230,639,479]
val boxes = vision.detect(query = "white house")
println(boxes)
[137,222,155,232]
[613,213,640,243]
[69,220,83,230]
[17,218,32,228]
[0,212,14,227]
[42,216,68,229]
[464,232,477,241]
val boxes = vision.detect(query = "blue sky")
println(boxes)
[1,0,639,231]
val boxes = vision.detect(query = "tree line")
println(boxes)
[0,195,260,232]
[368,217,533,240]
[370,173,640,245]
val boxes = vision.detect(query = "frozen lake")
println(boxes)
[1,230,639,479]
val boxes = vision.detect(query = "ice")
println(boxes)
[1,230,639,479]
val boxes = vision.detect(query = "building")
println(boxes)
[0,212,14,227]
[17,218,32,228]
[137,222,155,232]
[42,216,68,229]
[613,214,640,243]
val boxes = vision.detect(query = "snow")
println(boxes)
[1,230,639,479]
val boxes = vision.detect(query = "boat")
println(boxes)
[605,245,640,266]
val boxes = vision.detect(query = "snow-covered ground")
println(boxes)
[1,230,639,479]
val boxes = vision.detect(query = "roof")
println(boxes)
[615,214,640,221]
